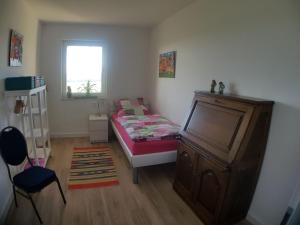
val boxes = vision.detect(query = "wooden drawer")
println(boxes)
[89,120,108,131]
[195,95,253,112]
[89,131,108,143]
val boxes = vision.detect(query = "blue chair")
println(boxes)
[0,126,66,224]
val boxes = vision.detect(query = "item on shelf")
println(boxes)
[218,81,225,94]
[5,75,46,91]
[14,99,25,114]
[24,158,45,170]
[35,75,45,87]
[5,76,35,90]
[210,79,217,93]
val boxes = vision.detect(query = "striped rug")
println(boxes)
[68,146,119,189]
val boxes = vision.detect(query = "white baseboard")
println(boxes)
[0,190,13,225]
[247,213,265,225]
[50,131,89,138]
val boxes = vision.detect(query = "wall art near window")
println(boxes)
[159,51,176,78]
[9,30,23,67]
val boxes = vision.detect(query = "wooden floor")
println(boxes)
[5,138,252,225]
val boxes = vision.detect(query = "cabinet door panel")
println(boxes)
[197,169,221,213]
[174,141,197,199]
[193,157,229,225]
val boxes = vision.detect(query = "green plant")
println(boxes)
[78,80,96,96]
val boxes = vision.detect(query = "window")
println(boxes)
[62,40,106,98]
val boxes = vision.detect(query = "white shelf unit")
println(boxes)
[4,85,51,167]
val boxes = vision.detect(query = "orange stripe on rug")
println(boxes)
[68,145,119,190]
[68,180,119,189]
[73,146,110,150]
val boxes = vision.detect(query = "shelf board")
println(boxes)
[25,128,49,139]
[23,108,47,115]
[4,85,46,97]
[29,147,51,159]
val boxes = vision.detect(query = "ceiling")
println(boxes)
[25,0,195,27]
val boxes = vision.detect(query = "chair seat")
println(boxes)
[13,166,56,193]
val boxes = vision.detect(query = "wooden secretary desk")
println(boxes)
[173,91,273,225]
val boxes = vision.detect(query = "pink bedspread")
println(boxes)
[112,114,179,155]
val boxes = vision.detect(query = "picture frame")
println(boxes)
[9,29,23,67]
[159,51,176,78]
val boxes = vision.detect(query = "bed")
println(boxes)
[111,100,179,183]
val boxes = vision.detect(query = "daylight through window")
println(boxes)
[62,41,104,97]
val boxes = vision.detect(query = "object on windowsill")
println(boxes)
[210,80,217,93]
[67,86,72,98]
[78,80,96,96]
[218,82,225,95]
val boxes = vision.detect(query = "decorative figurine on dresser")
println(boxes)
[173,91,274,225]
[210,80,217,93]
[218,81,225,94]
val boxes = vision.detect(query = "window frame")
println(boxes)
[61,40,107,99]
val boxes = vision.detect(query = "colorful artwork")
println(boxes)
[9,30,23,67]
[159,51,176,78]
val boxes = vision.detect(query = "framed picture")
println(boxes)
[159,51,176,78]
[9,30,23,67]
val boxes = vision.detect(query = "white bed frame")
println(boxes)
[111,120,177,184]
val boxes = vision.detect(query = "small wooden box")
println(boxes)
[89,114,108,143]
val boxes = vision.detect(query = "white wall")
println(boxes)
[148,0,300,225]
[0,0,40,223]
[40,23,150,137]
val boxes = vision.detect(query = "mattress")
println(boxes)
[112,114,178,155]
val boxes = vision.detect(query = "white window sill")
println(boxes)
[61,95,98,101]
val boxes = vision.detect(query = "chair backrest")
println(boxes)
[0,126,29,166]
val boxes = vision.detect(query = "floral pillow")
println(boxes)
[114,98,128,111]
[115,98,150,116]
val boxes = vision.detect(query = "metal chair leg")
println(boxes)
[12,185,18,207]
[56,178,66,204]
[28,194,43,224]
